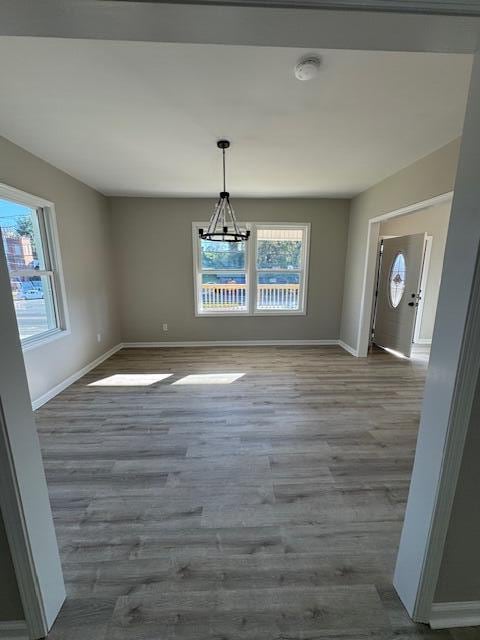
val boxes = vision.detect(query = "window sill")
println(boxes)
[195,311,307,317]
[196,312,250,317]
[21,328,70,353]
[254,311,307,316]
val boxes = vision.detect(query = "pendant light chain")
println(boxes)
[223,146,226,194]
[198,140,250,243]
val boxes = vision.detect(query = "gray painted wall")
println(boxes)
[340,138,460,352]
[110,197,350,342]
[379,200,451,341]
[0,134,121,624]
[0,135,121,404]
[0,512,23,622]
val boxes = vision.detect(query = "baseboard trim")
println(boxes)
[0,621,28,640]
[31,343,123,410]
[415,338,433,345]
[430,601,480,629]
[338,340,359,357]
[122,340,339,348]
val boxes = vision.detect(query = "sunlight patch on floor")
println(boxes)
[88,373,172,386]
[382,347,408,360]
[172,373,245,385]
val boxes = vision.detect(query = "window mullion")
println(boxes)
[10,269,53,278]
[256,269,302,273]
[250,224,257,315]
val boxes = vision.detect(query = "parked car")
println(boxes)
[17,283,43,300]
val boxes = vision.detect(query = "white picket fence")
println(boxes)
[257,284,299,309]
[201,283,299,311]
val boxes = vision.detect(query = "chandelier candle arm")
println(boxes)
[199,140,250,243]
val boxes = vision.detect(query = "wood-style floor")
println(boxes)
[35,346,473,639]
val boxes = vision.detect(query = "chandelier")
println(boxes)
[199,140,250,243]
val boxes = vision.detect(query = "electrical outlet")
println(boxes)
[96,333,102,343]
[162,323,168,332]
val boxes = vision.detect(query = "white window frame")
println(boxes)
[252,222,310,316]
[192,221,310,317]
[192,221,251,317]
[0,183,70,351]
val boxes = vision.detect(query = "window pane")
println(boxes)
[201,239,245,270]
[257,272,300,311]
[1,198,58,342]
[0,199,46,271]
[389,252,406,308]
[11,275,57,340]
[200,273,247,312]
[256,228,303,270]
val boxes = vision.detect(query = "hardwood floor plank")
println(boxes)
[109,585,390,639]
[34,345,458,639]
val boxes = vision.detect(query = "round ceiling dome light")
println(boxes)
[294,55,321,81]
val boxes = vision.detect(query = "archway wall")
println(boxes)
[339,137,461,354]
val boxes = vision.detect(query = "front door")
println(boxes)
[373,234,425,357]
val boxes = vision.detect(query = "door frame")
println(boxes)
[0,233,66,638]
[0,4,479,636]
[356,192,453,359]
[413,235,433,345]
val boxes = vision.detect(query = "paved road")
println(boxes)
[14,298,49,340]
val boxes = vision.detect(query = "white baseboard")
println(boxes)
[338,340,359,357]
[0,621,28,640]
[415,338,432,345]
[430,601,480,629]
[31,343,123,410]
[122,340,339,348]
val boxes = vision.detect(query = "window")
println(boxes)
[196,236,248,314]
[193,223,310,315]
[0,190,68,348]
[389,252,406,308]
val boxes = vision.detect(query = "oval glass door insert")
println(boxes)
[389,252,406,308]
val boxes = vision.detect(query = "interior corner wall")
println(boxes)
[379,201,452,341]
[109,197,350,343]
[0,510,23,622]
[0,135,121,405]
[339,138,461,353]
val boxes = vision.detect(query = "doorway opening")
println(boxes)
[359,193,453,361]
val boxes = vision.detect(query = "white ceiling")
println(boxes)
[0,38,472,197]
